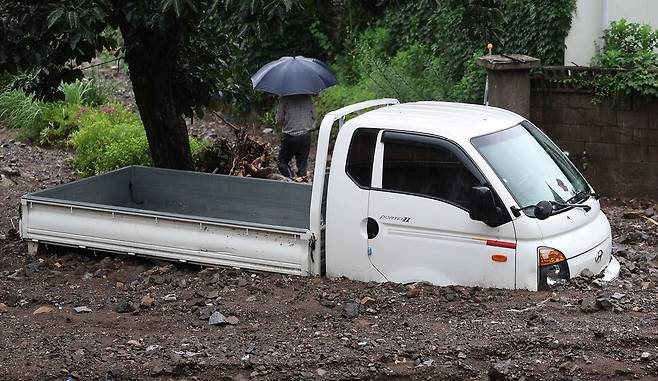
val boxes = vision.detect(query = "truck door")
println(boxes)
[325,127,386,282]
[366,131,517,288]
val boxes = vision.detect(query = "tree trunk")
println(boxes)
[119,25,193,170]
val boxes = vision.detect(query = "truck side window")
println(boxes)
[382,142,481,210]
[345,128,379,187]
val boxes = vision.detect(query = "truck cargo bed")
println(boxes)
[20,166,314,274]
[26,166,312,231]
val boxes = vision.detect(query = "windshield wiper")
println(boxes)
[567,189,600,204]
[511,199,591,218]
[549,200,591,212]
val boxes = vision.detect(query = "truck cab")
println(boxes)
[319,101,619,291]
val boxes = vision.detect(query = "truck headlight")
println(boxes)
[538,247,570,290]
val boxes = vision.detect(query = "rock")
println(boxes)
[596,297,614,311]
[488,359,511,380]
[626,262,637,272]
[198,305,216,320]
[580,296,600,313]
[187,297,206,307]
[458,352,467,359]
[422,359,434,367]
[115,299,135,313]
[445,292,457,302]
[644,207,655,217]
[591,328,605,338]
[611,292,626,300]
[204,290,220,299]
[548,339,560,349]
[74,306,92,313]
[245,295,257,302]
[641,352,651,360]
[262,128,273,134]
[319,299,335,308]
[316,368,327,377]
[146,345,161,352]
[360,296,375,306]
[209,311,227,325]
[163,294,177,302]
[225,315,239,325]
[127,339,142,346]
[5,295,20,307]
[405,287,420,298]
[0,233,5,241]
[33,306,54,315]
[0,166,20,177]
[82,272,94,280]
[0,174,16,188]
[342,303,359,319]
[0,303,7,313]
[140,295,157,308]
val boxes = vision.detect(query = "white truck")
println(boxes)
[20,99,620,291]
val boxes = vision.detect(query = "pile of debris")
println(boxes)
[194,114,302,182]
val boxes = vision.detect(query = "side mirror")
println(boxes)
[469,186,500,226]
[534,200,553,220]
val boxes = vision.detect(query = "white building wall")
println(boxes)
[564,0,658,66]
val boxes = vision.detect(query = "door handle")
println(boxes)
[367,217,379,239]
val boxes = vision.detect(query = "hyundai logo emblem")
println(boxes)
[595,250,603,263]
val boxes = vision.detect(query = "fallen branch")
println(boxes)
[642,215,658,227]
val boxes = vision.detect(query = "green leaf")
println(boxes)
[46,8,64,29]
[172,0,181,17]
[161,0,173,14]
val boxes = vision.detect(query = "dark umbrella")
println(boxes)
[251,56,338,96]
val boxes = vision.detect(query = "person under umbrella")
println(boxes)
[251,56,338,179]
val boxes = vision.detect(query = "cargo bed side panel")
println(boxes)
[21,201,311,275]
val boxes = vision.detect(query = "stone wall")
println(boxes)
[530,89,658,198]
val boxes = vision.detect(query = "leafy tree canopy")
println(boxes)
[0,0,293,169]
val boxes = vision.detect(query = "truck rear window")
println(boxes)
[345,128,379,187]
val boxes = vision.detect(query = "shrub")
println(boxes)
[0,89,48,141]
[316,84,376,118]
[449,52,487,104]
[58,77,114,106]
[572,19,658,101]
[69,103,208,176]
[37,103,85,146]
[362,43,450,102]
[318,28,455,114]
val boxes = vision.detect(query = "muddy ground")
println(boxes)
[3,127,658,381]
[2,68,658,380]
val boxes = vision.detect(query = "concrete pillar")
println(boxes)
[477,54,540,118]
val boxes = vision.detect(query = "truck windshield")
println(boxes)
[471,122,589,211]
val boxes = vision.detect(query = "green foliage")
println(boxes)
[319,26,487,113]
[58,77,114,106]
[0,71,14,90]
[68,103,207,176]
[69,116,152,177]
[38,103,85,146]
[316,84,377,119]
[571,20,658,102]
[316,0,575,115]
[0,90,47,141]
[449,52,487,103]
[258,106,279,131]
[500,0,576,65]
[594,19,658,68]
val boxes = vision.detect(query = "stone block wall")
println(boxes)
[530,89,658,198]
